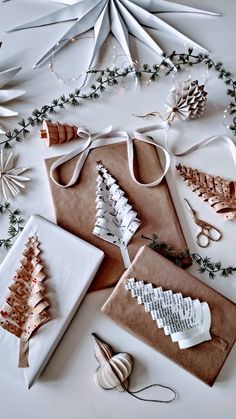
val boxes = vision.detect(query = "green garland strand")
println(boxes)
[2,49,236,148]
[142,233,236,279]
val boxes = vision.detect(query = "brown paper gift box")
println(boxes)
[102,245,236,386]
[45,140,189,291]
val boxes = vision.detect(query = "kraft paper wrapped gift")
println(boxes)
[0,215,104,388]
[102,245,236,386]
[45,139,190,292]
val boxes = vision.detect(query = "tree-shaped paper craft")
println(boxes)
[176,164,236,220]
[0,236,50,368]
[126,278,211,349]
[93,162,141,268]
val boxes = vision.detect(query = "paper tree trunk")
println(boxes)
[93,162,141,268]
[176,164,236,220]
[0,236,50,367]
[126,278,211,349]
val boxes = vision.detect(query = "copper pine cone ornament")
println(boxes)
[39,120,79,147]
[176,163,236,220]
[166,80,207,122]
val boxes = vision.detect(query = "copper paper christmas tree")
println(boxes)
[176,164,236,220]
[0,236,50,367]
[39,120,79,147]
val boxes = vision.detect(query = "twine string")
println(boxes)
[107,355,177,404]
[126,383,177,403]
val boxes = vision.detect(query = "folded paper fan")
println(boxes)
[93,162,140,268]
[0,236,50,368]
[0,149,30,200]
[176,164,236,220]
[126,278,211,349]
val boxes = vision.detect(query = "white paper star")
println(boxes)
[0,150,30,200]
[0,67,25,134]
[5,0,219,69]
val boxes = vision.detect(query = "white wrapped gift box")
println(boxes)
[0,215,104,388]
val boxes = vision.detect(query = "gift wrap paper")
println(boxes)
[102,246,236,386]
[45,140,189,291]
[0,215,104,388]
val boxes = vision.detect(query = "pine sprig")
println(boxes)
[2,50,236,148]
[191,254,236,279]
[0,202,25,250]
[143,233,236,279]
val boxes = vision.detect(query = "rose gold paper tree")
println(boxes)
[0,236,50,367]
[176,164,236,220]
[40,120,79,147]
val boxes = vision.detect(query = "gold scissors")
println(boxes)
[184,199,222,248]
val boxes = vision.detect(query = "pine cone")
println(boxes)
[166,80,207,121]
[176,163,236,220]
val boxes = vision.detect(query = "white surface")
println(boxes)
[0,0,236,418]
[0,214,104,388]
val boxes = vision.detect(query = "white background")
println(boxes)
[0,1,236,418]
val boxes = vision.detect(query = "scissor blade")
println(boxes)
[184,198,194,214]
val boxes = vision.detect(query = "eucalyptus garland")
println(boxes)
[2,49,236,148]
[143,234,236,279]
[0,203,25,250]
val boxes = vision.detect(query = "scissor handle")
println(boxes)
[207,226,222,242]
[195,220,222,247]
[196,229,210,248]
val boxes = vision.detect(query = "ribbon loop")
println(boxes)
[50,123,171,189]
[130,124,170,187]
[50,125,114,188]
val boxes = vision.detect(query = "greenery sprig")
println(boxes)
[2,49,236,148]
[142,233,236,279]
[0,202,25,250]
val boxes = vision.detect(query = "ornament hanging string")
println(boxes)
[109,362,177,404]
[92,333,177,404]
[125,383,177,403]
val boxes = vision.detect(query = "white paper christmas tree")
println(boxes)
[93,162,140,268]
[126,278,211,349]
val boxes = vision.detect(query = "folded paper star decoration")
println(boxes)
[5,0,219,68]
[0,66,25,134]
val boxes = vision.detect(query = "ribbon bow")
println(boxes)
[50,124,171,188]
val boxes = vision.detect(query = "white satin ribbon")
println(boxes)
[50,121,236,189]
[50,124,171,188]
[135,122,236,167]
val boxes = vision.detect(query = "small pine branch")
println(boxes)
[0,203,25,250]
[143,234,236,279]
